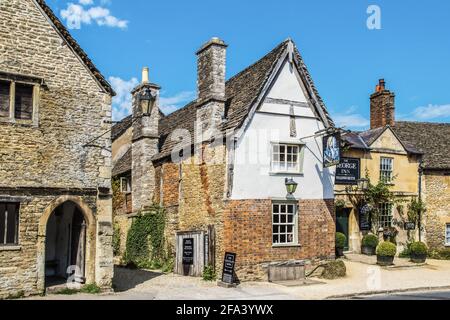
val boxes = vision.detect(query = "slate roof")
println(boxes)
[342,125,423,156]
[112,148,131,176]
[392,121,450,170]
[36,0,115,96]
[112,39,334,174]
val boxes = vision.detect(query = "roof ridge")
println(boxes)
[396,120,450,126]
[35,0,115,96]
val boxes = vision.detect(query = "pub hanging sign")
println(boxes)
[335,158,361,185]
[323,132,341,168]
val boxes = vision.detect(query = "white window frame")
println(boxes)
[120,177,131,193]
[272,202,299,246]
[270,143,305,174]
[378,203,393,228]
[0,79,40,125]
[445,224,450,247]
[380,157,394,183]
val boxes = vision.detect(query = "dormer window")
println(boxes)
[0,72,42,125]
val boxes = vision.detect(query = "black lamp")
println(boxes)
[285,178,298,195]
[139,87,155,116]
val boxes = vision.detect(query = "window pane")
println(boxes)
[280,235,286,243]
[15,84,33,120]
[6,204,18,244]
[280,205,286,213]
[273,205,279,214]
[0,81,10,117]
[273,226,279,234]
[280,215,286,223]
[288,215,293,223]
[0,204,5,244]
[273,215,279,223]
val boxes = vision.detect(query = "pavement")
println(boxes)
[23,258,450,300]
[352,290,450,300]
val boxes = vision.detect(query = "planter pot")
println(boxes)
[377,255,394,266]
[410,253,427,264]
[361,246,376,256]
[336,248,344,258]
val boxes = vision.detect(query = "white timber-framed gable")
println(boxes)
[230,42,336,201]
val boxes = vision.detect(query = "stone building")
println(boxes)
[336,79,449,254]
[0,0,114,298]
[112,38,337,281]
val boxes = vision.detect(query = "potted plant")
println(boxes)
[335,232,346,258]
[376,242,397,266]
[409,242,428,263]
[361,234,379,256]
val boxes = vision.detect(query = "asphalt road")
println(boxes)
[353,290,450,300]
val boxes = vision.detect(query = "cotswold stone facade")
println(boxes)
[113,38,336,281]
[0,0,114,298]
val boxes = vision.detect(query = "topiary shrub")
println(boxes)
[362,234,379,248]
[376,241,397,257]
[320,260,346,280]
[410,242,428,256]
[336,233,346,249]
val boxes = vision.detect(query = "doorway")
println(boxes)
[336,208,351,251]
[45,201,87,287]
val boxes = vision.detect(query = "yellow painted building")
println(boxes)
[335,126,422,252]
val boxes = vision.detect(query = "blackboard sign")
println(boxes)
[182,238,194,265]
[404,222,416,231]
[359,204,372,231]
[323,133,341,168]
[222,252,237,284]
[336,158,360,185]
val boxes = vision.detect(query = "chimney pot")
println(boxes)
[142,67,149,83]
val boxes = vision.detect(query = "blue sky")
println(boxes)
[47,0,450,128]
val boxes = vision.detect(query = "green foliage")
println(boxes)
[429,248,450,260]
[162,258,175,273]
[362,234,379,248]
[80,283,102,294]
[335,232,347,249]
[335,199,346,209]
[202,264,217,281]
[54,288,80,295]
[320,260,346,280]
[399,243,411,258]
[407,199,427,224]
[112,177,125,213]
[376,241,397,257]
[125,205,167,269]
[113,223,121,256]
[410,242,428,256]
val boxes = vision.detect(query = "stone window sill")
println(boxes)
[272,244,302,248]
[0,118,37,127]
[269,172,304,176]
[0,245,22,252]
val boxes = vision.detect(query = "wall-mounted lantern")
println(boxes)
[357,178,369,192]
[285,178,298,195]
[139,87,156,116]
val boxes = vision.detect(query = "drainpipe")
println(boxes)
[418,159,424,242]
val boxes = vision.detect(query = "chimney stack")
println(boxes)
[131,67,161,213]
[195,37,227,141]
[370,79,395,129]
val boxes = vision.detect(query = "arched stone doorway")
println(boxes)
[37,196,96,292]
[45,202,87,286]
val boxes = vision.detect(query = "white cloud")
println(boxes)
[411,104,450,121]
[160,91,196,114]
[109,76,139,121]
[332,106,370,129]
[109,76,195,120]
[61,3,128,30]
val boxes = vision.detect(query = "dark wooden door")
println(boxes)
[336,208,350,251]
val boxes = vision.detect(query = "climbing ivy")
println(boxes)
[125,205,167,268]
[113,223,121,256]
[112,178,125,214]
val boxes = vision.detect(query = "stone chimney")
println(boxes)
[196,37,227,141]
[370,79,396,129]
[131,67,160,212]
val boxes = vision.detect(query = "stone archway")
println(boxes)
[37,196,96,292]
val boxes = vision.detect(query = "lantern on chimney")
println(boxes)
[139,87,156,116]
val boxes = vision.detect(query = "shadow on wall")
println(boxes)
[315,163,334,199]
[112,266,164,292]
